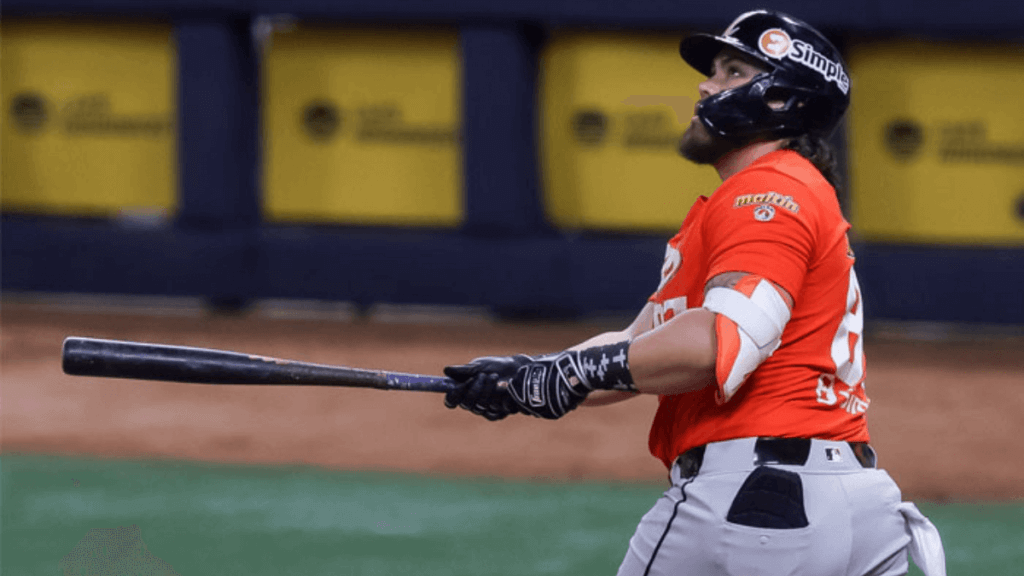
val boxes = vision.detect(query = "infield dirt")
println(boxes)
[3,300,1021,501]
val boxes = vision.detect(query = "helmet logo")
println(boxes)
[757,28,850,95]
[758,29,792,59]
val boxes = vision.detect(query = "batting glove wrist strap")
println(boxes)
[576,341,635,392]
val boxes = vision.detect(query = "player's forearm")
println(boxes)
[568,330,630,351]
[581,390,637,407]
[627,307,717,396]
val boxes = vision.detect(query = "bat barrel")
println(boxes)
[61,337,457,392]
[61,337,389,388]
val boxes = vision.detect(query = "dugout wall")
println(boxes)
[2,0,1021,324]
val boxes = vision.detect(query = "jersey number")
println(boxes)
[654,296,688,327]
[816,268,868,414]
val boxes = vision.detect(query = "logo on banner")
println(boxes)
[569,106,687,151]
[297,100,457,146]
[10,92,170,137]
[572,110,608,145]
[302,101,342,141]
[883,119,1024,165]
[884,119,925,161]
[10,92,49,133]
[62,94,170,136]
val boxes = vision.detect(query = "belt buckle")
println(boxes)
[753,437,811,466]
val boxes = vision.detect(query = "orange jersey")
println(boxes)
[647,149,870,469]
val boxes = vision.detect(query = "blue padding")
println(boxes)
[1,0,253,16]
[1,216,258,299]
[175,18,260,231]
[3,0,1021,34]
[257,227,661,314]
[6,216,1021,323]
[856,243,1024,324]
[873,0,1024,35]
[460,25,545,237]
[1,216,663,316]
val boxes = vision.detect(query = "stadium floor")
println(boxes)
[3,455,1023,576]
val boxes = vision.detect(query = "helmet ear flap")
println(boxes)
[784,90,840,136]
[761,85,800,112]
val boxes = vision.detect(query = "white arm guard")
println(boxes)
[703,275,792,402]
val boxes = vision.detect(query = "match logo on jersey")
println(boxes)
[753,205,776,222]
[757,28,850,94]
[733,191,800,214]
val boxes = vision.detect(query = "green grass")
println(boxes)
[2,455,1021,575]
[907,502,1024,576]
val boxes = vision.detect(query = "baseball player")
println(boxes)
[444,9,946,576]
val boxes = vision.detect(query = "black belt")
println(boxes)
[675,438,876,478]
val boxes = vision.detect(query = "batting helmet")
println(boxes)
[679,10,850,141]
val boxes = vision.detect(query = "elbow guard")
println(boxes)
[703,275,792,403]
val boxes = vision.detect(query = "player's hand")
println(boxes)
[505,342,636,419]
[504,350,600,419]
[443,355,529,421]
[445,342,635,421]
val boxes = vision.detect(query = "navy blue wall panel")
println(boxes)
[4,0,1021,33]
[460,24,546,237]
[856,244,1024,324]
[1,216,259,300]
[0,0,253,17]
[175,18,260,232]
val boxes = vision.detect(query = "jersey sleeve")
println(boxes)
[701,171,818,299]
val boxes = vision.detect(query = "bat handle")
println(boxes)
[387,373,459,393]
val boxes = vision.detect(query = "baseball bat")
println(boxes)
[61,337,457,393]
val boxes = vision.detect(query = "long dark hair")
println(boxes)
[782,134,842,194]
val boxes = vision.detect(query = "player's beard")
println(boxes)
[677,118,739,165]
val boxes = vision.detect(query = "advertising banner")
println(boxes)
[262,26,461,227]
[540,32,720,232]
[848,41,1024,245]
[1,19,177,219]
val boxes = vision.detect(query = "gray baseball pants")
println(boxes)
[617,437,914,576]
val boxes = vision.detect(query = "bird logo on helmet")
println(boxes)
[679,10,851,141]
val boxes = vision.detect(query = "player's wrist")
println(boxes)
[574,341,635,392]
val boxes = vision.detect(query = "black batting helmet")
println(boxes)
[679,10,850,141]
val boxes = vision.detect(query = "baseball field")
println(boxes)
[3,299,1023,574]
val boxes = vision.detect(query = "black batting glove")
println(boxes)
[443,355,530,421]
[506,341,635,420]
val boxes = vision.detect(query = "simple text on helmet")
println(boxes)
[755,28,849,94]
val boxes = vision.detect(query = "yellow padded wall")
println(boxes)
[540,31,721,232]
[262,26,462,227]
[1,19,177,217]
[848,40,1024,245]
